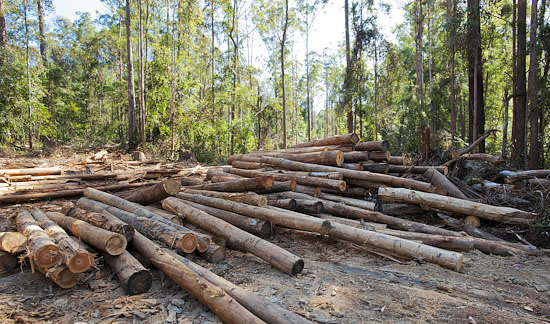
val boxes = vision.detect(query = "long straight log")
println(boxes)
[176,193,332,234]
[210,175,243,183]
[387,165,448,175]
[131,232,265,324]
[423,168,467,199]
[388,156,411,165]
[0,166,62,176]
[256,151,344,167]
[340,163,364,171]
[6,172,119,182]
[45,212,126,255]
[293,199,323,214]
[125,179,181,205]
[253,157,445,194]
[163,197,304,275]
[343,151,369,163]
[78,200,198,253]
[361,163,389,174]
[0,232,27,253]
[16,210,61,269]
[378,187,537,225]
[72,199,135,242]
[223,167,346,192]
[254,181,297,194]
[376,228,475,252]
[321,186,368,197]
[375,202,426,217]
[227,146,330,164]
[277,171,343,180]
[367,151,390,162]
[291,133,359,148]
[103,251,152,295]
[294,184,321,197]
[267,198,297,211]
[231,160,272,170]
[178,201,273,238]
[463,153,505,165]
[187,176,274,192]
[31,208,93,273]
[180,189,267,207]
[317,192,375,211]
[354,140,389,151]
[0,181,157,204]
[505,170,550,183]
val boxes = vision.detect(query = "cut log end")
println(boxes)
[68,251,94,273]
[180,233,199,254]
[291,259,305,276]
[127,269,153,295]
[35,244,62,269]
[45,266,80,289]
[195,237,209,253]
[258,221,273,238]
[338,181,347,192]
[464,216,481,228]
[201,244,225,263]
[0,232,27,253]
[104,235,127,256]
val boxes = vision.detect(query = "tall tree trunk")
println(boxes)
[415,0,424,133]
[448,0,456,149]
[512,0,527,168]
[502,90,510,159]
[169,1,176,159]
[138,0,146,150]
[374,35,379,140]
[428,0,435,131]
[0,0,6,46]
[125,0,137,151]
[527,0,539,169]
[467,0,485,152]
[306,19,311,141]
[539,0,547,167]
[228,0,238,155]
[24,0,32,149]
[281,0,288,148]
[118,15,124,143]
[211,0,216,122]
[345,0,353,134]
[36,0,46,63]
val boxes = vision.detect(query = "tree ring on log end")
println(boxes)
[179,234,198,253]
[68,251,93,273]
[338,181,347,192]
[105,235,127,256]
[35,244,61,269]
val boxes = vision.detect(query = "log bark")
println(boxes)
[37,264,80,289]
[210,175,245,183]
[376,228,475,252]
[0,251,17,275]
[0,232,27,253]
[30,208,93,273]
[252,151,344,167]
[223,167,346,192]
[321,186,368,198]
[72,199,135,242]
[188,176,274,192]
[504,170,550,183]
[231,160,272,170]
[343,151,369,163]
[125,179,181,205]
[180,178,205,186]
[254,156,445,194]
[180,189,267,207]
[293,199,323,214]
[388,156,411,165]
[16,210,61,269]
[267,198,297,211]
[254,180,297,194]
[367,151,390,162]
[423,168,466,199]
[163,197,304,275]
[361,163,389,174]
[463,153,504,165]
[131,232,265,324]
[317,193,375,210]
[527,178,550,189]
[228,146,330,163]
[340,163,364,171]
[103,251,152,295]
[0,166,62,176]
[386,165,447,175]
[375,202,425,217]
[176,193,332,234]
[378,187,537,225]
[45,212,127,255]
[179,201,273,238]
[294,184,321,197]
[354,140,390,151]
[291,133,359,148]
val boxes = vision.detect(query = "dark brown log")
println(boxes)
[170,253,312,324]
[103,251,152,295]
[340,163,364,171]
[254,181,297,194]
[253,151,344,167]
[45,212,127,255]
[72,199,135,242]
[223,167,346,192]
[178,201,273,238]
[294,184,321,197]
[375,202,425,217]
[463,153,505,165]
[354,140,390,151]
[188,176,274,192]
[0,251,18,275]
[16,210,61,269]
[361,163,389,174]
[267,198,297,211]
[0,181,157,204]
[176,193,332,234]
[180,189,267,207]
[367,151,390,162]
[293,199,323,214]
[30,208,93,273]
[321,186,368,197]
[130,232,265,324]
[163,197,304,275]
[378,187,537,225]
[343,151,369,163]
[78,200,198,253]
[37,264,80,288]
[231,160,272,170]
[423,168,466,199]
[0,166,62,176]
[254,156,445,194]
[291,133,359,148]
[278,171,343,180]
[125,179,181,205]
[0,232,27,253]
[344,178,384,189]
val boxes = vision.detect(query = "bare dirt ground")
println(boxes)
[1,150,549,324]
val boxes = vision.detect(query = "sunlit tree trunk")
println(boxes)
[345,0,352,134]
[447,0,456,149]
[24,0,32,149]
[0,0,6,46]
[467,0,485,152]
[281,0,288,148]
[36,0,46,63]
[512,0,527,168]
[414,0,424,134]
[138,0,146,150]
[125,0,137,151]
[527,0,539,169]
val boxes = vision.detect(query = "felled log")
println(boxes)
[16,210,61,269]
[0,181,157,204]
[170,253,312,324]
[361,163,389,174]
[504,170,550,183]
[254,180,297,194]
[463,153,504,165]
[285,171,343,180]
[291,133,359,148]
[340,163,364,171]
[354,140,389,152]
[376,228,475,252]
[293,199,323,214]
[259,151,344,167]
[323,144,355,152]
[0,232,27,253]
[125,179,181,205]
[367,151,390,162]
[254,156,446,194]
[163,197,304,275]
[294,184,321,197]
[30,208,93,273]
[187,176,274,192]
[343,152,368,163]
[344,178,383,189]
[267,198,297,211]
[0,251,18,275]
[45,212,127,256]
[316,192,374,211]
[180,189,267,207]
[385,165,448,175]
[378,187,537,225]
[450,129,498,160]
[77,200,198,253]
[180,177,205,186]
[231,160,272,170]
[375,202,425,217]
[176,193,332,234]
[210,175,245,183]
[423,168,466,199]
[316,214,387,230]
[527,178,550,190]
[388,156,411,165]
[131,232,265,324]
[37,264,80,289]
[321,186,368,197]
[103,251,152,295]
[223,167,346,192]
[71,200,135,242]
[0,166,62,176]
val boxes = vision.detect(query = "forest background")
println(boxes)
[0,0,548,169]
